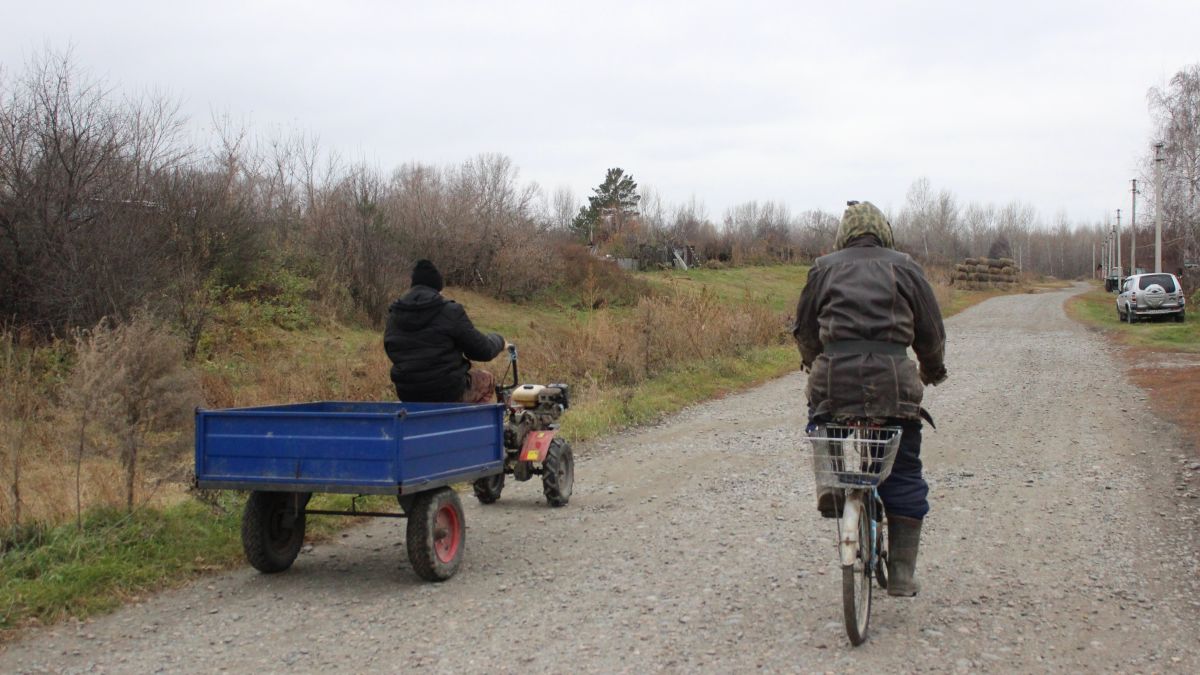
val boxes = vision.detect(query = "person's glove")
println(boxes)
[920,366,948,386]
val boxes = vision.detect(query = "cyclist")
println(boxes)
[793,201,947,597]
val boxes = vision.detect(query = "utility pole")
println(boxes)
[1107,233,1114,289]
[1116,209,1122,283]
[1102,236,1109,288]
[1092,242,1096,279]
[1130,178,1138,275]
[1154,142,1165,273]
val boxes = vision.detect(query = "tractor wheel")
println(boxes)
[472,473,505,504]
[541,438,574,507]
[406,487,465,582]
[242,491,308,573]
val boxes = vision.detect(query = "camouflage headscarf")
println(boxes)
[835,201,894,250]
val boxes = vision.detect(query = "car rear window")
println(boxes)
[1138,274,1177,291]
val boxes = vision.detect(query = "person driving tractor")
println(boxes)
[384,259,507,403]
[792,201,947,597]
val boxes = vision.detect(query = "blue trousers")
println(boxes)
[875,419,929,520]
[809,415,930,520]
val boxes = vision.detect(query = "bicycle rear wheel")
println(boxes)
[873,497,889,590]
[842,495,873,645]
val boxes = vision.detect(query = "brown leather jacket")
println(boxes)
[793,237,946,420]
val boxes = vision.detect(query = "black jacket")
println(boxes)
[383,286,505,402]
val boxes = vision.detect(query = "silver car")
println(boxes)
[1116,273,1186,323]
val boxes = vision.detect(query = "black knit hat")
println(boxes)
[411,259,444,291]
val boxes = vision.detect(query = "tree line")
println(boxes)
[4,50,1197,346]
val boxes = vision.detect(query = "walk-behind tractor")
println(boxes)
[472,345,575,507]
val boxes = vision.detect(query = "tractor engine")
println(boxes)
[503,383,569,449]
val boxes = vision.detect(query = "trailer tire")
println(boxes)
[242,491,308,573]
[472,474,504,504]
[406,487,465,582]
[542,438,574,507]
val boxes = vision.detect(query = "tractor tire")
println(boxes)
[406,487,465,582]
[472,473,505,504]
[242,491,308,573]
[541,438,574,507]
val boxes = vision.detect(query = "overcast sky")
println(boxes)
[3,0,1198,226]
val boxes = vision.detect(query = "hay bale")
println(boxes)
[964,257,981,266]
[1000,266,1016,276]
[987,258,1006,269]
[955,263,971,274]
[997,257,1016,267]
[974,265,988,274]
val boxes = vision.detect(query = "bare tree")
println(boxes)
[1148,63,1200,284]
[548,185,578,232]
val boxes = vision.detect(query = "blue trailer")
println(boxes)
[194,401,505,581]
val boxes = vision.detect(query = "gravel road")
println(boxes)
[4,283,1199,673]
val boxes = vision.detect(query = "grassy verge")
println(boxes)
[561,345,798,441]
[1065,285,1197,352]
[638,265,811,313]
[1066,282,1200,456]
[0,493,385,637]
[940,287,1009,317]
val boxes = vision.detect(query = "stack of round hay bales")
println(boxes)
[952,257,1020,290]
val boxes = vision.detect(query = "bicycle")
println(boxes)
[806,421,903,646]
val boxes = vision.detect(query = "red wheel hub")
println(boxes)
[433,504,461,563]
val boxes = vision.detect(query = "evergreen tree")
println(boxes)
[572,168,640,243]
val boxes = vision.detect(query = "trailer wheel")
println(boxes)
[472,473,505,504]
[542,438,574,507]
[406,487,464,581]
[242,491,308,573]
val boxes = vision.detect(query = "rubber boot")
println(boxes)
[887,514,922,597]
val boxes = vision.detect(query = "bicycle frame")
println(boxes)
[837,488,881,568]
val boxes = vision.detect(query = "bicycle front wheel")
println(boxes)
[842,497,873,645]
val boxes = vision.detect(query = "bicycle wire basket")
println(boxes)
[806,424,903,489]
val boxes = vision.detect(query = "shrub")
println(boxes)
[555,244,652,308]
[69,315,201,514]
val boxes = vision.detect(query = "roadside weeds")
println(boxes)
[1065,284,1199,456]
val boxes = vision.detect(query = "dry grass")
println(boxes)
[1127,362,1200,454]
[1,270,787,532]
[1065,283,1200,455]
[1,317,202,531]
